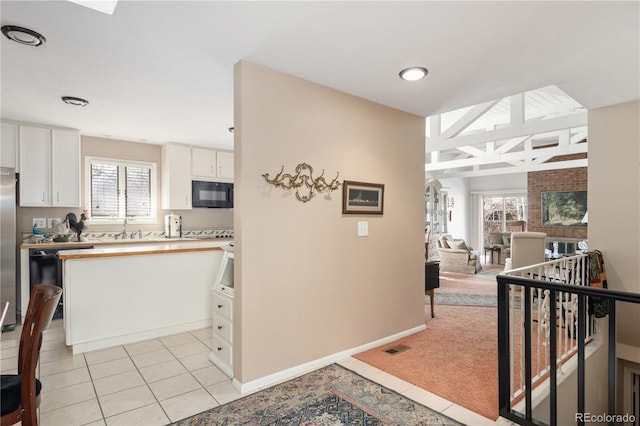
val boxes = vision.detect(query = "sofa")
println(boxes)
[436,235,482,274]
[486,232,511,264]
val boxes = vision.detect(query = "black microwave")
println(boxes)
[192,181,234,208]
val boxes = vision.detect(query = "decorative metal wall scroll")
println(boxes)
[262,163,341,203]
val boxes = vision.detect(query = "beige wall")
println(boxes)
[588,100,640,349]
[17,136,232,234]
[234,61,426,383]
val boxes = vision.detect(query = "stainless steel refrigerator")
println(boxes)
[1,167,17,330]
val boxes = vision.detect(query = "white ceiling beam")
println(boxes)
[558,129,570,146]
[457,146,486,157]
[571,129,588,144]
[440,100,501,139]
[426,142,587,171]
[427,111,587,151]
[426,158,588,178]
[497,136,530,154]
[531,156,553,165]
[429,115,441,138]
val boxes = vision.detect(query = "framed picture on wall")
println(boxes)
[342,181,384,215]
[541,191,587,226]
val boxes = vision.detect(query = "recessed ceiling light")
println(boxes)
[399,67,429,81]
[1,25,46,46]
[62,96,89,107]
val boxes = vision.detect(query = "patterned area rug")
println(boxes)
[475,268,504,280]
[432,293,497,307]
[171,364,462,425]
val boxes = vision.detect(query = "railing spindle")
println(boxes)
[497,254,640,426]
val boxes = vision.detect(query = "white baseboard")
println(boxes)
[232,324,426,393]
[70,319,212,354]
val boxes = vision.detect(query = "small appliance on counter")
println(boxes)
[164,213,182,238]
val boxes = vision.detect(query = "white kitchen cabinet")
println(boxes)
[209,247,234,378]
[1,122,17,169]
[60,244,223,353]
[191,147,217,178]
[18,125,80,207]
[51,129,81,207]
[19,126,50,206]
[210,290,234,377]
[161,143,192,210]
[216,151,234,179]
[191,147,234,181]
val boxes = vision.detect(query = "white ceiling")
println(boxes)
[1,1,638,152]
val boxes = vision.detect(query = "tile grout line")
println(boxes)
[22,325,229,426]
[80,351,108,426]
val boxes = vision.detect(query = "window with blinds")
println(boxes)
[86,157,157,223]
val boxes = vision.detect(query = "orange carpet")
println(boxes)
[354,267,504,420]
[355,303,500,420]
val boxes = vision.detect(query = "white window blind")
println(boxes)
[90,163,118,217]
[87,157,156,223]
[125,166,151,217]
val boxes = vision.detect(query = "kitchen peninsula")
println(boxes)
[54,240,230,354]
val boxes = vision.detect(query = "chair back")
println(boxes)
[13,284,62,425]
[0,301,9,329]
[509,232,547,270]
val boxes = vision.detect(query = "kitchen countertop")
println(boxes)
[21,237,232,250]
[57,240,233,260]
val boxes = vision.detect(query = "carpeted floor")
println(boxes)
[355,268,503,421]
[476,267,505,280]
[170,364,463,425]
[355,304,499,421]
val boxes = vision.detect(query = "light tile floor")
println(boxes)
[0,320,514,426]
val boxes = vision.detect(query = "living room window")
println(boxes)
[85,156,157,224]
[483,195,527,235]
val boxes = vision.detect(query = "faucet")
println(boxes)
[119,217,128,239]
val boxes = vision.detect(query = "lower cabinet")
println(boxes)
[209,290,234,378]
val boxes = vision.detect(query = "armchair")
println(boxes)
[436,235,482,274]
[504,232,547,271]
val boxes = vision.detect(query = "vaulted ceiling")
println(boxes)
[425,86,588,178]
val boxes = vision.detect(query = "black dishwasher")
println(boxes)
[29,246,93,319]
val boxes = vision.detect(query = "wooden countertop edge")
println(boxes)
[58,245,224,260]
[21,238,232,249]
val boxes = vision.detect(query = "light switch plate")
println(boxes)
[47,218,60,228]
[357,221,368,237]
[33,218,46,229]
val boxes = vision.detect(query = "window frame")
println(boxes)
[84,156,158,225]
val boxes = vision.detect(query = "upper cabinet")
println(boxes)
[191,147,234,181]
[18,125,80,207]
[19,126,49,206]
[162,143,192,210]
[51,129,81,207]
[216,151,234,179]
[191,148,217,178]
[1,122,17,169]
